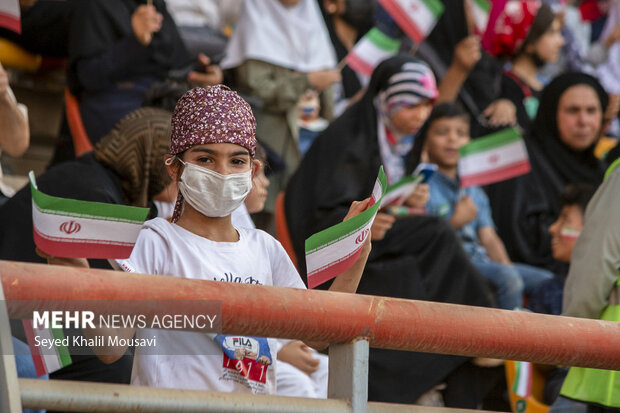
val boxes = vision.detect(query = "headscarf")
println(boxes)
[530,71,608,187]
[489,1,555,59]
[220,0,336,71]
[94,107,172,208]
[169,86,257,156]
[169,85,257,221]
[375,61,438,118]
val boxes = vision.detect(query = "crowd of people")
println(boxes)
[1,0,620,412]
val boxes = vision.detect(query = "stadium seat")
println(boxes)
[64,86,93,157]
[275,191,298,270]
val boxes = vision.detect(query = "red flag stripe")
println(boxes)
[22,319,47,377]
[460,160,530,188]
[33,227,135,259]
[307,247,363,289]
[378,0,426,43]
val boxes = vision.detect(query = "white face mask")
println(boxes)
[177,160,252,218]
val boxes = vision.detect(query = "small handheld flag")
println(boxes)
[380,163,437,207]
[458,128,530,188]
[466,0,491,35]
[0,0,20,33]
[305,167,387,289]
[30,171,149,259]
[22,319,72,377]
[377,0,444,44]
[346,27,401,77]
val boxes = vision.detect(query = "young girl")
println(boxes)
[106,85,369,394]
[490,1,565,132]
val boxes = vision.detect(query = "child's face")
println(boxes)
[389,100,432,136]
[548,204,584,263]
[424,116,470,170]
[245,163,270,213]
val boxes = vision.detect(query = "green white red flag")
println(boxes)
[346,27,401,77]
[305,167,387,289]
[0,0,20,33]
[512,360,532,397]
[380,163,437,207]
[30,171,149,259]
[377,0,444,43]
[466,0,491,35]
[22,319,71,377]
[458,128,530,188]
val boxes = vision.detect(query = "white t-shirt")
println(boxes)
[117,217,306,394]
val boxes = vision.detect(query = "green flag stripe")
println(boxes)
[471,0,490,12]
[50,328,72,367]
[459,128,522,157]
[305,167,386,252]
[30,173,148,223]
[367,28,401,52]
[421,0,445,18]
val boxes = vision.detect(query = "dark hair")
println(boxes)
[519,4,555,56]
[406,102,470,173]
[426,102,470,125]
[559,183,597,213]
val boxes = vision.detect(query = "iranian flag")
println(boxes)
[377,0,444,43]
[30,171,149,259]
[458,128,530,188]
[22,319,71,377]
[346,27,401,77]
[305,167,387,289]
[466,0,491,35]
[0,0,20,33]
[512,360,532,397]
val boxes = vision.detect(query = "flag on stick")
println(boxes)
[377,0,444,44]
[512,360,532,397]
[30,171,149,259]
[305,167,387,289]
[458,128,530,188]
[466,0,491,35]
[0,0,20,33]
[22,319,72,377]
[346,27,401,77]
[380,163,437,207]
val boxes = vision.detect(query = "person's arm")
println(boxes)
[436,35,481,104]
[563,168,620,319]
[478,226,512,265]
[236,60,340,113]
[0,64,29,157]
[326,199,372,294]
[449,195,477,230]
[73,5,161,93]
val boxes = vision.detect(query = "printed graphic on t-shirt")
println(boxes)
[215,334,272,387]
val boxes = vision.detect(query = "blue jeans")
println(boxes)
[473,261,553,310]
[549,396,588,413]
[13,337,47,413]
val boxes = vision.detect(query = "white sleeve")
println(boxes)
[115,227,167,275]
[269,237,306,290]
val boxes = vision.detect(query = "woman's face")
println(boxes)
[556,85,603,151]
[389,100,433,136]
[529,17,564,63]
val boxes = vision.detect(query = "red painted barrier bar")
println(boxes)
[2,260,620,370]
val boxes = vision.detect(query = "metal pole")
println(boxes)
[3,261,620,369]
[19,378,504,413]
[328,338,369,413]
[0,280,22,413]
